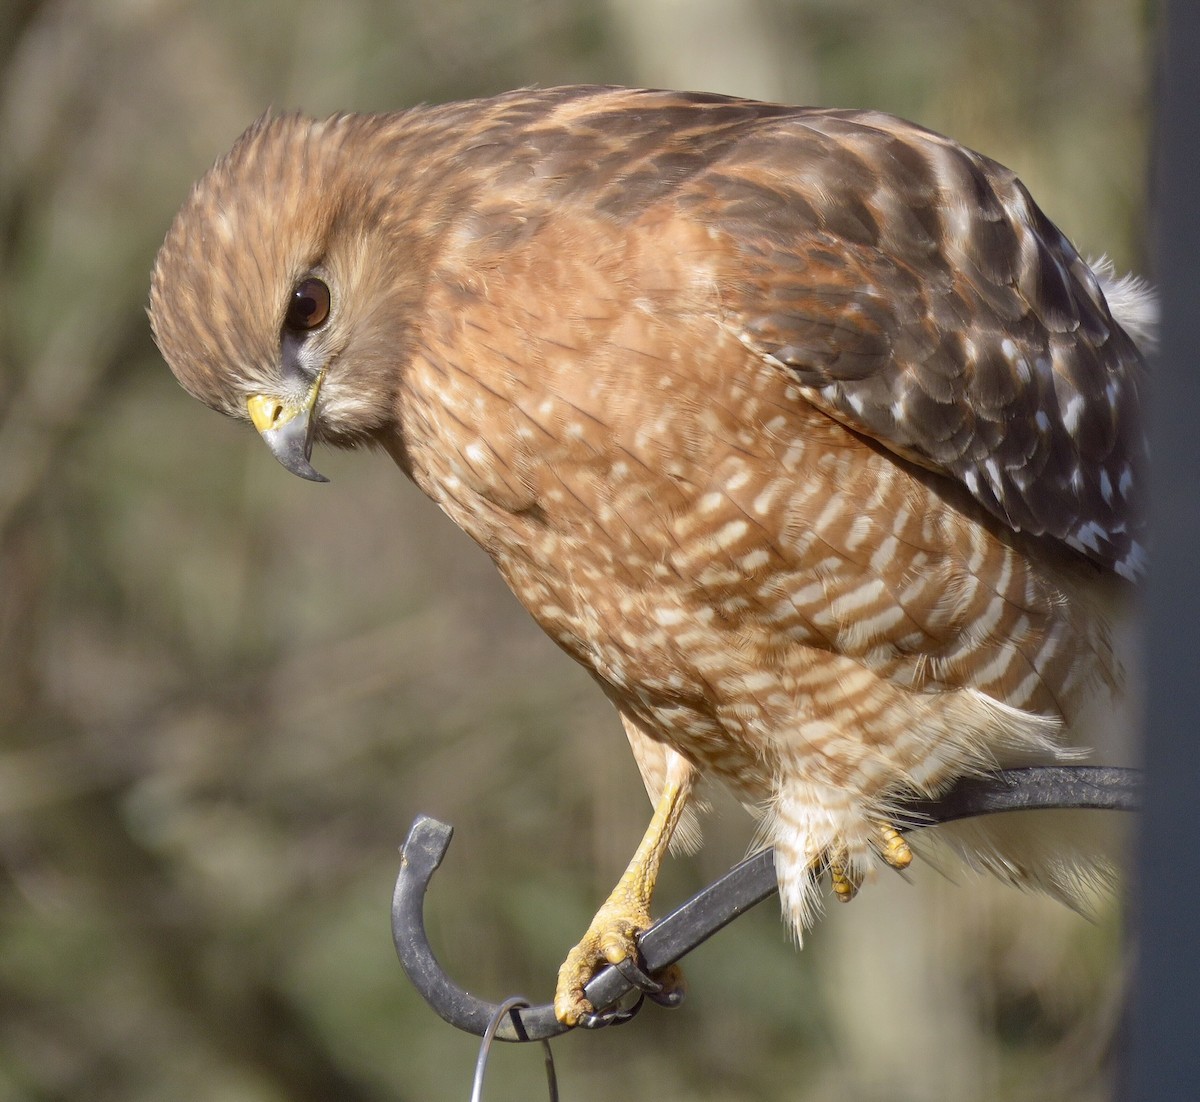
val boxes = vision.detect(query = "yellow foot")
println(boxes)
[554,899,648,1026]
[875,819,913,870]
[554,906,687,1024]
[821,820,912,903]
[827,847,861,903]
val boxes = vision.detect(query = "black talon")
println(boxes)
[612,953,665,994]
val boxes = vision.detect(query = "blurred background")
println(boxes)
[0,1,1154,1099]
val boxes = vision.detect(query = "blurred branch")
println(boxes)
[0,309,146,541]
[44,787,396,1102]
[0,0,44,76]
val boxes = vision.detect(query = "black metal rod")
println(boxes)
[1129,1,1200,1095]
[393,765,1140,1042]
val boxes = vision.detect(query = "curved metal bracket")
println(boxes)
[393,765,1140,1042]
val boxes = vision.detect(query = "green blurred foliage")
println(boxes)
[0,1,1151,1099]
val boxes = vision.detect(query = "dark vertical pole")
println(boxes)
[1127,2,1200,1098]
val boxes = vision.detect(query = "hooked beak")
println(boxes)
[246,382,329,483]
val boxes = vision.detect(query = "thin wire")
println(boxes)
[469,996,559,1102]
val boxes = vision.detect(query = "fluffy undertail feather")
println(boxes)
[761,686,1107,940]
[1090,255,1159,355]
[907,807,1127,915]
[765,801,1124,945]
[765,799,860,939]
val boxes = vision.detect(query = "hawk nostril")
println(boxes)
[247,394,290,433]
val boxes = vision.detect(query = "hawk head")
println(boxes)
[149,111,430,480]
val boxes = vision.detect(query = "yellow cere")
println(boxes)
[246,394,297,433]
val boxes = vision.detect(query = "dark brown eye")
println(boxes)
[284,278,331,331]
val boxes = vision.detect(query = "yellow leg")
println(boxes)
[554,758,696,1026]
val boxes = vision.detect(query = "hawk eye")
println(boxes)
[284,278,331,331]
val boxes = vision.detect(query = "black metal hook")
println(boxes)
[392,765,1140,1043]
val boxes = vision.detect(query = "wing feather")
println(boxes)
[673,106,1148,579]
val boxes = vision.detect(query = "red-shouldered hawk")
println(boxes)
[148,86,1150,1026]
